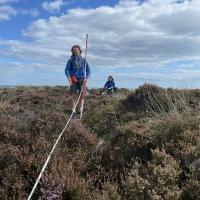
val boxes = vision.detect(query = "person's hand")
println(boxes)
[68,78,72,85]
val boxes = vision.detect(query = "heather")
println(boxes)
[0,84,200,199]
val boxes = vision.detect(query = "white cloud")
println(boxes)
[0,1,38,21]
[0,5,17,21]
[22,0,200,67]
[116,69,200,82]
[42,0,65,12]
[19,8,40,17]
[0,0,19,4]
[0,39,65,64]
[30,8,40,17]
[0,61,65,85]
[1,0,200,86]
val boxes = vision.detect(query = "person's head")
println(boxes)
[108,75,113,81]
[71,45,82,57]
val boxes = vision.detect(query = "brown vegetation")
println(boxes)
[0,84,200,199]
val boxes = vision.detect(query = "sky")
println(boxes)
[0,0,200,89]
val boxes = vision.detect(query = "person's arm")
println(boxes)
[104,81,108,89]
[65,59,72,84]
[113,81,115,88]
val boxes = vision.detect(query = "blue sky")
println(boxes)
[0,0,200,89]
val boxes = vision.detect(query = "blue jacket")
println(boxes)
[65,55,90,80]
[104,80,115,89]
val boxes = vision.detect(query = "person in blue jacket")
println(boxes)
[104,75,117,94]
[65,44,90,112]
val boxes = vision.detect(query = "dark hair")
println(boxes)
[108,75,113,80]
[71,45,82,55]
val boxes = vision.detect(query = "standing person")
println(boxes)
[65,44,90,113]
[104,75,117,94]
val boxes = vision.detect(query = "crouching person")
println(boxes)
[104,75,117,94]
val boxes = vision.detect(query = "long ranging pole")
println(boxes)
[80,33,88,119]
[84,33,88,76]
[27,34,88,200]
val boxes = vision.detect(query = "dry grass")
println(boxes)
[0,85,200,199]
